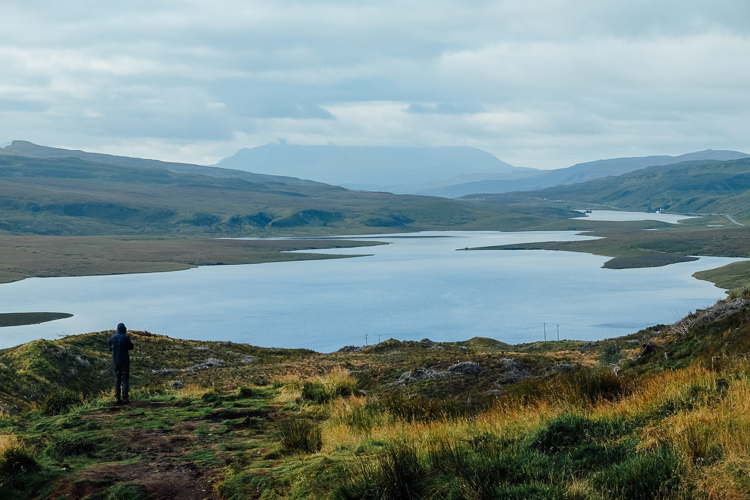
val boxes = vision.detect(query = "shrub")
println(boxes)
[201,388,222,403]
[301,382,330,404]
[599,343,623,365]
[42,390,83,415]
[565,367,628,403]
[334,443,425,500]
[528,414,631,453]
[45,433,97,459]
[342,404,380,433]
[592,447,684,499]
[374,394,489,423]
[0,447,40,484]
[237,386,253,398]
[278,419,322,454]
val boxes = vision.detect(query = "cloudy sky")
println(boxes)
[1,0,749,169]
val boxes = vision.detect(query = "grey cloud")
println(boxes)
[0,0,748,167]
[406,102,486,115]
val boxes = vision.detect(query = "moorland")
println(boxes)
[3,143,750,498]
[1,293,750,499]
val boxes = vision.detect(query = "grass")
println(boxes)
[0,234,385,284]
[2,295,750,498]
[0,312,73,327]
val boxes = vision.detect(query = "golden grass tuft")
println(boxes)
[0,432,21,457]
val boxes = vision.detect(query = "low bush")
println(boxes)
[334,443,425,500]
[592,446,684,499]
[564,367,629,403]
[527,414,630,453]
[0,447,40,485]
[42,389,83,415]
[237,385,253,398]
[301,382,330,404]
[201,388,223,403]
[45,433,97,459]
[278,419,322,454]
[373,393,490,423]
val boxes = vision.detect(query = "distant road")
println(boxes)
[725,214,745,226]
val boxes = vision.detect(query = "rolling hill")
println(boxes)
[431,149,750,197]
[474,157,750,222]
[0,149,559,237]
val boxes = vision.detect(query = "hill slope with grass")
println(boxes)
[476,157,750,223]
[0,152,578,238]
[3,292,750,498]
[432,149,749,197]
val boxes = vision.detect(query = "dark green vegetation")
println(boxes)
[0,313,73,328]
[3,293,750,498]
[0,153,533,238]
[476,157,750,222]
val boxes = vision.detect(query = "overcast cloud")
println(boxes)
[1,0,749,169]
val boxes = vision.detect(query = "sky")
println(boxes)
[1,0,749,170]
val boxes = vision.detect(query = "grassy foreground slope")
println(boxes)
[3,292,750,498]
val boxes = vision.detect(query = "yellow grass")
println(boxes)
[0,432,21,457]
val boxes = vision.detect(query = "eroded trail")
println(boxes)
[49,396,274,500]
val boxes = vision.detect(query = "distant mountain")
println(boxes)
[426,150,750,197]
[0,140,320,187]
[475,157,750,222]
[215,144,537,192]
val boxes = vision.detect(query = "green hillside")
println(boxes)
[483,157,750,223]
[2,294,750,498]
[0,154,577,238]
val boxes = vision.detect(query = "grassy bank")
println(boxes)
[0,313,73,328]
[0,235,385,285]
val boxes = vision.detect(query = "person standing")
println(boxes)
[109,323,134,404]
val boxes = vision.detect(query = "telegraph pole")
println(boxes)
[365,333,368,346]
[543,322,547,341]
[556,324,560,341]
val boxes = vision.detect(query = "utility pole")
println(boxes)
[556,324,560,341]
[543,322,547,341]
[365,333,368,346]
[377,334,382,344]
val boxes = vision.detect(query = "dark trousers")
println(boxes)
[114,363,130,401]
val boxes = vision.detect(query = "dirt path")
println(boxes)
[50,401,225,500]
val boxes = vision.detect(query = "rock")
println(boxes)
[447,361,482,375]
[496,358,531,384]
[168,380,185,389]
[337,345,363,353]
[389,367,447,385]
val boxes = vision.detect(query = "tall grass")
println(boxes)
[320,362,750,498]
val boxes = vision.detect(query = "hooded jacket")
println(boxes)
[109,323,134,365]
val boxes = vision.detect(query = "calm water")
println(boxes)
[573,210,697,224]
[0,226,741,352]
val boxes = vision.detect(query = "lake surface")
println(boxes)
[0,227,742,352]
[574,210,696,224]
